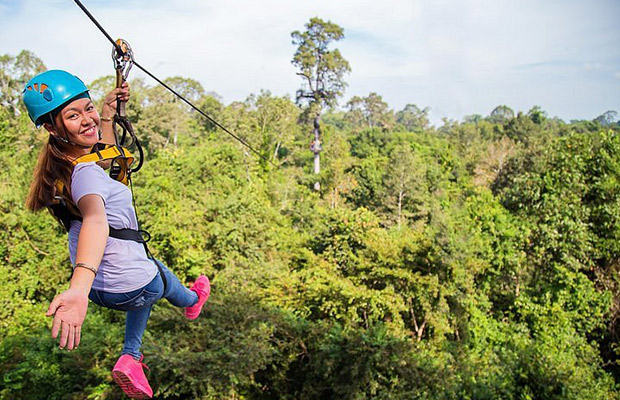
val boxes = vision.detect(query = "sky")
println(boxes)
[1,0,619,125]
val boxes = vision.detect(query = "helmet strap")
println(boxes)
[53,134,70,145]
[50,117,72,145]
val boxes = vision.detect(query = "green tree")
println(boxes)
[292,17,351,190]
[396,103,431,132]
[594,110,619,127]
[0,50,45,113]
[88,75,116,105]
[345,92,395,131]
[488,105,515,124]
[194,93,224,133]
[383,144,427,227]
[244,91,300,164]
[497,131,617,358]
[527,105,547,125]
[139,77,206,150]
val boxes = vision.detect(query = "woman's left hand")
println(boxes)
[101,81,130,118]
[46,288,90,350]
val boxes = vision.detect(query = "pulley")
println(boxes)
[109,38,144,175]
[112,38,134,90]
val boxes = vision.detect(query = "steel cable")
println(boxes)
[72,0,276,167]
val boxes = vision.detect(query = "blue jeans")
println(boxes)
[88,259,198,359]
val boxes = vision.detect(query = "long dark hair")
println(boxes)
[25,116,75,212]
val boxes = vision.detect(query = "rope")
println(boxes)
[73,0,123,54]
[72,0,276,167]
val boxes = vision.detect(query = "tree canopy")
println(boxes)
[291,17,350,109]
[1,48,620,400]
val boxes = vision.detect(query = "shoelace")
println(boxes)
[137,355,151,374]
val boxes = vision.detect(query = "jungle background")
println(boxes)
[2,17,620,398]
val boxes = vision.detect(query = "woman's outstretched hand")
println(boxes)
[46,288,89,350]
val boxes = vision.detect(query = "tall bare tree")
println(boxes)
[291,17,350,191]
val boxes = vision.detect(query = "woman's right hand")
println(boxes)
[98,81,130,145]
[46,288,89,350]
[101,81,131,119]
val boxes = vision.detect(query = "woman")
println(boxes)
[23,70,210,399]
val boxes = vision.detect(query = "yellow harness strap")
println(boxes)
[72,144,135,186]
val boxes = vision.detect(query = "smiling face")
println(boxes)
[44,97,100,156]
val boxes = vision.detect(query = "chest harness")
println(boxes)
[50,143,145,240]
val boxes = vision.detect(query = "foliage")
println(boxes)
[0,50,45,112]
[345,92,395,131]
[291,17,350,109]
[1,49,619,399]
[396,103,431,132]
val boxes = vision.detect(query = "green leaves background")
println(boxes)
[1,50,620,399]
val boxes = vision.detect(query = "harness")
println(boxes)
[50,143,138,232]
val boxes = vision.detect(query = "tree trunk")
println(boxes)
[173,116,178,147]
[409,298,426,342]
[311,113,322,191]
[330,187,339,209]
[163,131,170,149]
[243,150,252,183]
[273,141,281,162]
[398,190,404,228]
[417,320,426,342]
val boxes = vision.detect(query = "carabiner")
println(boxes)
[112,38,134,85]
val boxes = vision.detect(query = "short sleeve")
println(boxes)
[71,162,111,205]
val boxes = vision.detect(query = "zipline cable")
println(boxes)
[73,0,124,55]
[72,0,276,167]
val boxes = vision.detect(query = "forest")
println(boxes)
[2,17,620,400]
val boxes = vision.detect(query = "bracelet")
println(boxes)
[100,116,113,122]
[74,262,98,276]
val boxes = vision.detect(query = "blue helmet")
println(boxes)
[22,70,90,127]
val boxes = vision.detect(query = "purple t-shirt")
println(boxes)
[68,162,157,293]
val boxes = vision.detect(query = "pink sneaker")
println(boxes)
[185,275,211,320]
[111,354,153,399]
